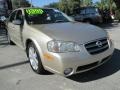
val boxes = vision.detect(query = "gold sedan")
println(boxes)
[7,8,114,76]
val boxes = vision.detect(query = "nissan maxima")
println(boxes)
[7,8,114,76]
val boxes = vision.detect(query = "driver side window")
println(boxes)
[15,10,24,25]
[9,11,17,22]
[16,10,23,21]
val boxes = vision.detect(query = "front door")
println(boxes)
[13,10,24,47]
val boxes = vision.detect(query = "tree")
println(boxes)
[95,0,108,10]
[109,0,116,14]
[81,0,93,6]
[44,2,59,9]
[59,0,70,14]
[68,0,80,14]
[113,0,120,9]
[113,0,120,20]
[11,0,30,9]
[95,0,116,12]
[59,0,80,15]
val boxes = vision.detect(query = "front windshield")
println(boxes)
[24,8,70,24]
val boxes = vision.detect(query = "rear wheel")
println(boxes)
[84,19,92,24]
[27,42,45,74]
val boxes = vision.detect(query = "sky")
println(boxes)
[27,0,59,7]
[27,0,100,7]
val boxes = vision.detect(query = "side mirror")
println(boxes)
[12,20,22,25]
[1,16,6,21]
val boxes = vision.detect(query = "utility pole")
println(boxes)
[30,0,32,7]
[19,0,21,7]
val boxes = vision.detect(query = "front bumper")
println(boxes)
[44,40,114,76]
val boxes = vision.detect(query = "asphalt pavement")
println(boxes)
[0,23,120,90]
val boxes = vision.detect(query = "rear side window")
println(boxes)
[16,10,23,20]
[80,9,85,14]
[86,8,98,14]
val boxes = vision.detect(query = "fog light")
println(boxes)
[64,68,73,75]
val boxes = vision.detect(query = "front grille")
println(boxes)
[76,61,98,72]
[85,38,109,55]
[76,55,111,72]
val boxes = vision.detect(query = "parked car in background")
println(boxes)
[7,7,114,76]
[73,7,103,24]
[101,9,115,23]
[0,0,12,29]
[0,0,7,28]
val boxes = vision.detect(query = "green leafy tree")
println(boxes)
[81,0,93,6]
[44,2,59,9]
[109,0,116,14]
[59,0,70,14]
[68,0,80,14]
[95,0,116,10]
[113,0,120,9]
[59,0,80,15]
[11,0,30,9]
[113,0,120,20]
[95,0,108,10]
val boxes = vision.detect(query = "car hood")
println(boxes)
[30,22,107,44]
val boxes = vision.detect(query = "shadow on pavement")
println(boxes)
[0,61,29,70]
[98,22,119,29]
[68,49,120,82]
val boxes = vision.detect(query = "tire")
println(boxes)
[84,19,92,24]
[27,42,45,74]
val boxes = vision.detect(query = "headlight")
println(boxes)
[47,40,80,53]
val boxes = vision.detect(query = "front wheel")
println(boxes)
[27,42,45,74]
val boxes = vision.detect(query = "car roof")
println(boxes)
[14,7,55,11]
[80,6,97,9]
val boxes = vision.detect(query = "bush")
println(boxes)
[115,9,120,21]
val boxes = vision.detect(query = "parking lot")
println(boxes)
[0,23,120,90]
